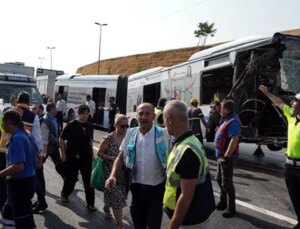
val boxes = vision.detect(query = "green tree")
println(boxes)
[194,21,217,46]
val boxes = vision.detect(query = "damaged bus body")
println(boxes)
[128,32,300,152]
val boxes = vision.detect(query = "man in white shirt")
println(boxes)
[106,103,170,229]
[56,94,66,131]
[85,95,96,123]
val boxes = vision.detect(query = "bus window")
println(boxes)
[143,82,160,107]
[200,66,234,104]
[0,85,43,105]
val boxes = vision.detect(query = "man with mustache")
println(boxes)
[106,103,170,229]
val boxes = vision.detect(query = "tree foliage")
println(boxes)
[194,21,217,46]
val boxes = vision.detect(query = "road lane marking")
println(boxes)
[92,145,297,226]
[214,191,297,225]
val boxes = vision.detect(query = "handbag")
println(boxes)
[90,158,106,191]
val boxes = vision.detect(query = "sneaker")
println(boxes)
[33,203,48,214]
[87,205,97,212]
[61,195,69,203]
[216,201,227,211]
[222,209,236,218]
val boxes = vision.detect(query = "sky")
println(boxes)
[0,0,300,74]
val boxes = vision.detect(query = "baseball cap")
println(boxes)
[190,98,199,104]
[108,96,115,101]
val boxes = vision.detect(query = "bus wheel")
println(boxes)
[267,144,283,151]
[67,110,75,123]
[130,119,139,127]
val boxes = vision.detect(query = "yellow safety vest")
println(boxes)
[163,134,215,226]
[154,107,164,127]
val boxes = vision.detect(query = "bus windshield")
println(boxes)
[0,85,43,105]
[280,37,300,93]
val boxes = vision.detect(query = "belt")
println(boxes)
[286,158,300,166]
[132,182,165,190]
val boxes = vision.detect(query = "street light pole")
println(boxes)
[47,47,55,70]
[95,22,107,74]
[38,57,45,68]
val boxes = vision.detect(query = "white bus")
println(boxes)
[0,73,44,112]
[127,32,300,152]
[54,74,127,128]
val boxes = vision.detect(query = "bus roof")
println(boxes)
[128,66,167,81]
[189,35,272,62]
[56,74,120,81]
[0,72,36,83]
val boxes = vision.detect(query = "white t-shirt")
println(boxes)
[120,126,167,186]
[56,99,66,113]
[86,100,96,117]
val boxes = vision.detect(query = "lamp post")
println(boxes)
[47,47,55,69]
[38,57,45,68]
[95,22,108,74]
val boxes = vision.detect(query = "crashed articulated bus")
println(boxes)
[127,33,300,152]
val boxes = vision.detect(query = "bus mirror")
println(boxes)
[0,99,3,106]
[133,105,137,112]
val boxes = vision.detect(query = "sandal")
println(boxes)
[104,209,113,220]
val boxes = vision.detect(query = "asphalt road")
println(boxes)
[33,129,297,229]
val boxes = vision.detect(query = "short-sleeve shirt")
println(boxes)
[283,104,300,159]
[60,120,93,159]
[228,120,240,138]
[86,100,96,116]
[119,126,166,186]
[7,129,37,179]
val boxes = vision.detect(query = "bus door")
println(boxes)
[92,88,106,126]
[56,86,69,102]
[143,82,160,107]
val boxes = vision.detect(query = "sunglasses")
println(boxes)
[120,124,129,129]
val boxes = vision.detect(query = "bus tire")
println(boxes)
[267,144,283,151]
[130,119,139,127]
[67,110,75,123]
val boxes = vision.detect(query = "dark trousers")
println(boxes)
[130,182,165,229]
[216,155,238,203]
[61,157,95,206]
[284,164,300,223]
[56,111,64,131]
[0,153,7,212]
[35,167,46,205]
[47,148,65,179]
[2,177,36,229]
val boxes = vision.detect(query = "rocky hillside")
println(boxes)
[76,44,219,76]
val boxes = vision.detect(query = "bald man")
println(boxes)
[163,100,215,229]
[106,103,171,229]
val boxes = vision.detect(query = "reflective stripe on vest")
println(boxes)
[154,108,163,125]
[214,114,240,156]
[125,126,168,170]
[163,134,216,226]
[164,135,209,210]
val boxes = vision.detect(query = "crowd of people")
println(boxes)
[0,87,299,229]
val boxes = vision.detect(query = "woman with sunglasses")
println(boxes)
[97,114,128,229]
